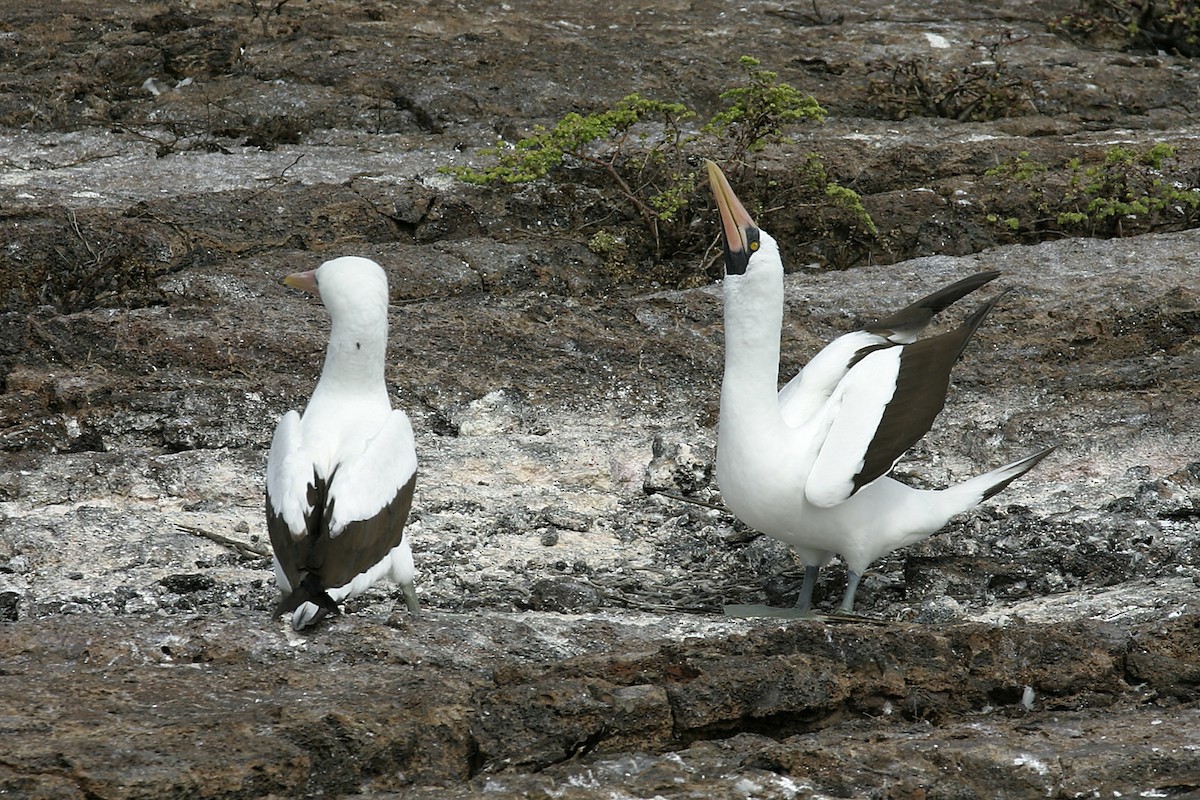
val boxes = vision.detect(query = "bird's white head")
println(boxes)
[284,256,390,324]
[706,160,781,285]
[283,256,391,387]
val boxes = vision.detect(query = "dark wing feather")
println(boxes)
[865,270,1000,342]
[851,293,1003,493]
[267,468,416,606]
[265,467,329,593]
[311,471,416,590]
[268,468,342,622]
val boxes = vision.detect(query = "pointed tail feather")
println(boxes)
[980,446,1056,501]
[951,445,1055,506]
[275,573,341,630]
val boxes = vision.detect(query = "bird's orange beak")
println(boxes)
[706,160,760,276]
[282,269,319,296]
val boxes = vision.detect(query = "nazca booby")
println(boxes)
[706,161,1052,614]
[266,256,419,630]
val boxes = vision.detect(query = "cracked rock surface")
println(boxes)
[1,0,1199,797]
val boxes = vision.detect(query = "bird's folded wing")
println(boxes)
[311,410,417,589]
[325,409,417,536]
[265,410,314,540]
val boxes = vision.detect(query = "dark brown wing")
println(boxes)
[310,471,416,590]
[265,466,329,594]
[267,468,416,599]
[852,293,1003,493]
[865,270,1000,342]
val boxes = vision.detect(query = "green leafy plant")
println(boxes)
[984,143,1200,237]
[447,95,693,186]
[1062,144,1200,235]
[985,213,1022,231]
[445,94,696,256]
[984,150,1048,182]
[443,56,828,264]
[794,153,878,269]
[703,56,826,157]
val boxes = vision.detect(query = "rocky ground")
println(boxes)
[1,0,1199,797]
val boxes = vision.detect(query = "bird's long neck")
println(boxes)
[314,314,388,395]
[721,272,786,421]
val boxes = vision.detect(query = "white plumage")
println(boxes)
[266,256,419,630]
[706,161,1052,613]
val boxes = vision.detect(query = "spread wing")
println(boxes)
[804,295,1001,508]
[778,330,891,428]
[778,271,1001,428]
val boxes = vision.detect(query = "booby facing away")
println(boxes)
[706,161,1052,614]
[266,256,419,630]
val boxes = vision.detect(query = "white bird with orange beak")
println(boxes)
[266,256,419,630]
[706,161,1052,614]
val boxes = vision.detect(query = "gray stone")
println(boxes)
[1,0,1199,797]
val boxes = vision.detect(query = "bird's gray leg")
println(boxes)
[400,580,420,616]
[839,570,862,613]
[722,564,821,618]
[796,564,819,612]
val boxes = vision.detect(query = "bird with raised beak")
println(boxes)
[706,160,1052,614]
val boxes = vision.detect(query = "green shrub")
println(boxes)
[443,57,835,264]
[985,143,1200,237]
[703,56,826,157]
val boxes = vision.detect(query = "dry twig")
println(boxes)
[175,523,271,559]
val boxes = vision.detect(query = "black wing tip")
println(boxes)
[849,290,1011,491]
[274,590,339,616]
[967,268,1002,283]
[868,270,1003,336]
[961,290,1006,328]
[944,287,1009,361]
[931,270,1003,315]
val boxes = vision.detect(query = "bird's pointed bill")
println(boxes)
[706,160,759,276]
[283,269,319,296]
